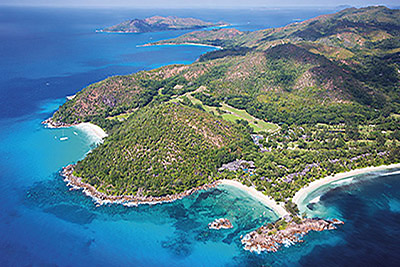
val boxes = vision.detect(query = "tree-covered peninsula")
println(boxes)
[52,6,400,210]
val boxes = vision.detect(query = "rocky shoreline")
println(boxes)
[241,217,344,253]
[42,118,76,128]
[63,162,346,254]
[208,218,233,230]
[62,164,220,207]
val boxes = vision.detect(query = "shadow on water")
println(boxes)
[24,172,98,225]
[299,173,400,267]
[162,231,194,258]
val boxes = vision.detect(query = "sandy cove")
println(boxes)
[73,123,108,140]
[42,118,107,141]
[219,179,289,218]
[293,163,400,207]
[62,164,221,207]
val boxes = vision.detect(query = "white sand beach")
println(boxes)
[219,179,289,218]
[293,163,400,207]
[73,122,108,143]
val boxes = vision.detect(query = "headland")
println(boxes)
[62,164,220,207]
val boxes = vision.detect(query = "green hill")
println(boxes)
[73,103,252,197]
[52,6,400,205]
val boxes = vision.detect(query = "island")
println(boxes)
[99,16,228,33]
[48,6,400,253]
[241,217,344,253]
[208,218,233,230]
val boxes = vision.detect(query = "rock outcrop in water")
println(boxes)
[241,217,344,253]
[208,218,233,230]
[42,118,75,128]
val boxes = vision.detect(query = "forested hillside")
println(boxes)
[73,103,253,197]
[53,6,400,205]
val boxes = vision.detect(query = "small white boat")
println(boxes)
[60,129,68,141]
[73,132,78,136]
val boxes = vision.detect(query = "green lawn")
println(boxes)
[391,113,400,119]
[107,113,131,121]
[219,104,278,132]
[173,92,279,133]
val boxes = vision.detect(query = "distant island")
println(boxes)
[99,15,228,33]
[48,6,400,253]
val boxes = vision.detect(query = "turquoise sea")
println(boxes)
[1,6,400,266]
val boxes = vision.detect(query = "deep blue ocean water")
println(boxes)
[0,6,399,266]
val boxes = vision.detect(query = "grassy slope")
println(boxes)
[173,92,279,132]
[53,45,382,126]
